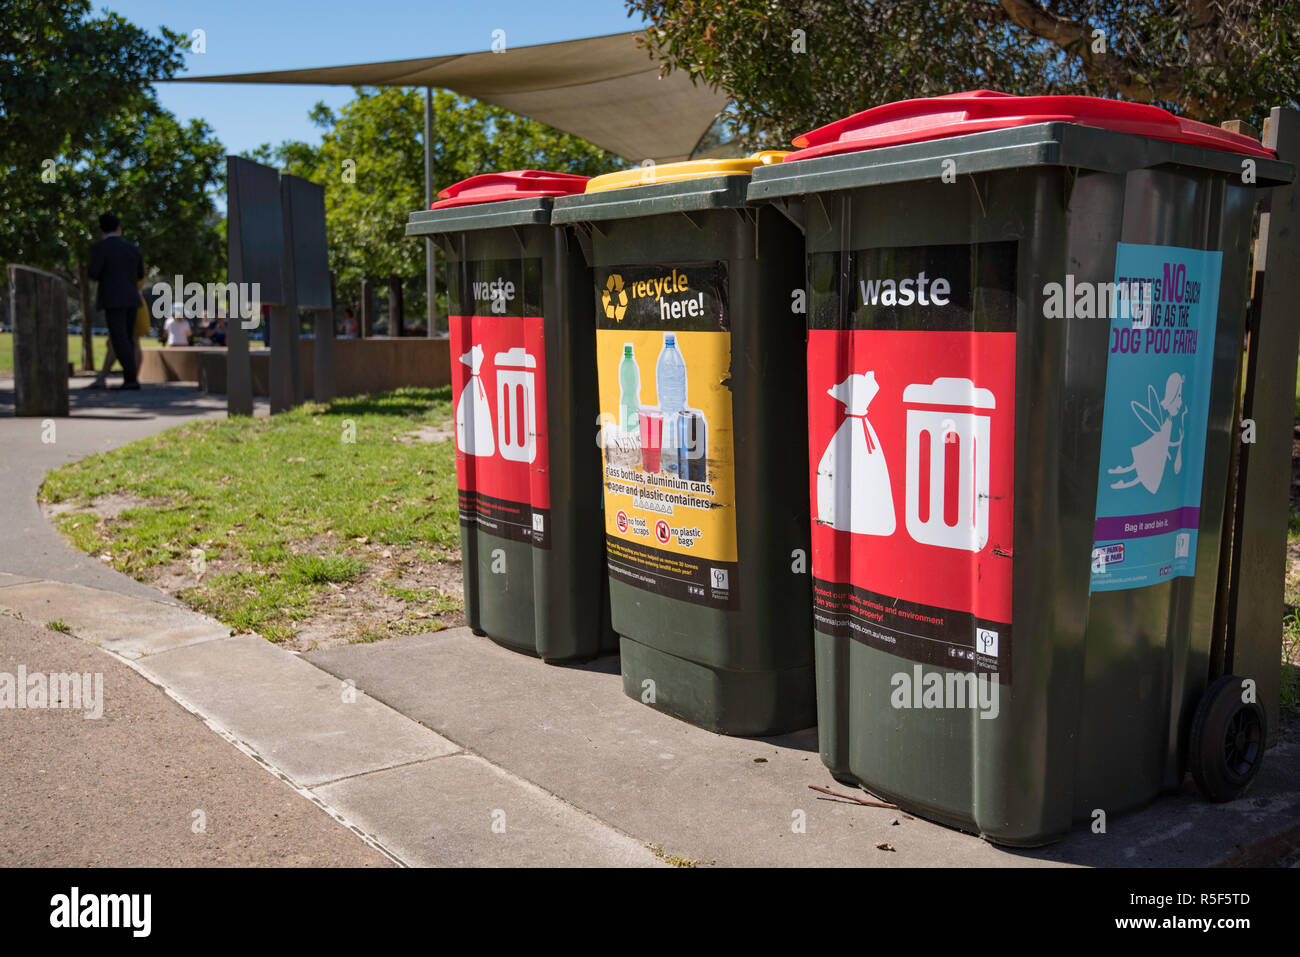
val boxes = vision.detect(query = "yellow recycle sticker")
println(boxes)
[602,273,628,322]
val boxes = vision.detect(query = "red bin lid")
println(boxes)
[787,90,1274,162]
[431,170,591,209]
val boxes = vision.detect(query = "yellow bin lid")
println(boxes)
[584,151,789,193]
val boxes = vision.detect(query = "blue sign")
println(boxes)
[1090,242,1223,592]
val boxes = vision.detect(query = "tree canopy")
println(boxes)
[1,0,225,306]
[1,0,186,244]
[7,94,224,283]
[627,0,1300,148]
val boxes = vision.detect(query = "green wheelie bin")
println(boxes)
[748,90,1294,844]
[551,153,814,735]
[406,170,615,661]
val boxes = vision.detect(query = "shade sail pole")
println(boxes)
[425,85,436,336]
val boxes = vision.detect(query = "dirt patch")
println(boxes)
[42,492,165,522]
[47,502,466,652]
[142,535,465,653]
[397,419,456,444]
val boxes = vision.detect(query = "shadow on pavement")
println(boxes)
[0,376,233,419]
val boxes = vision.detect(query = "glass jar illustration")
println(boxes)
[902,376,996,552]
[494,347,537,464]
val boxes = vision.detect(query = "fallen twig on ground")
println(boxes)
[808,783,900,809]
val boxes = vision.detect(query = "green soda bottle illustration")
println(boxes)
[618,343,641,433]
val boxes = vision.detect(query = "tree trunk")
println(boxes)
[77,263,94,373]
[388,273,404,337]
[359,276,372,338]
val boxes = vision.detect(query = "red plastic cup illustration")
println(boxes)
[638,407,664,473]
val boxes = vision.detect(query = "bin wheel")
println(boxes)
[1189,674,1265,803]
[471,627,488,637]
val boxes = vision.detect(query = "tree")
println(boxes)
[4,95,225,368]
[627,0,1300,149]
[0,0,184,227]
[2,1,193,366]
[246,87,625,326]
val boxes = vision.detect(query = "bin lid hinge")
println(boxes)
[1063,166,1081,211]
[814,193,832,233]
[572,222,595,263]
[769,197,806,234]
[968,173,989,220]
[679,210,708,231]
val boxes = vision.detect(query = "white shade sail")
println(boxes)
[169,31,729,163]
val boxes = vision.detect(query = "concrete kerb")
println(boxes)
[0,577,664,868]
[102,633,410,868]
[1,383,665,867]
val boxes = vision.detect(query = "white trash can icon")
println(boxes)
[494,347,537,464]
[902,376,996,552]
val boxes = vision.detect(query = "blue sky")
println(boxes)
[107,0,644,157]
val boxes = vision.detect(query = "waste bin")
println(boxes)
[552,154,814,735]
[406,170,615,661]
[748,91,1293,844]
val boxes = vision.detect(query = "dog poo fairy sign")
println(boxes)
[1090,243,1223,592]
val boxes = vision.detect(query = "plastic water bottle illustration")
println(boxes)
[656,333,688,473]
[618,343,641,433]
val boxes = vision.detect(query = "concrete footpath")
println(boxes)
[2,379,1297,867]
[0,381,658,867]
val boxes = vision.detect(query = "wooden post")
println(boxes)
[225,158,254,417]
[275,181,305,411]
[8,264,69,417]
[313,307,337,403]
[388,273,404,337]
[313,268,338,403]
[1223,107,1300,745]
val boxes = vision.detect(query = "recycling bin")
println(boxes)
[552,154,814,735]
[406,170,615,661]
[748,91,1294,843]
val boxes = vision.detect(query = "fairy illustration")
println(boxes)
[1107,372,1187,493]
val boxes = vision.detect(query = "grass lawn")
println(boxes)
[40,387,463,648]
[0,334,111,373]
[0,333,265,374]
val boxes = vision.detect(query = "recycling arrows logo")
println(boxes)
[602,273,628,321]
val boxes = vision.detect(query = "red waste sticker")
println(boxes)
[808,328,1015,679]
[450,258,550,547]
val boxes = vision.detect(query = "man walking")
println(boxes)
[88,213,144,390]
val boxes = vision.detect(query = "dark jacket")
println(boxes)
[88,234,144,309]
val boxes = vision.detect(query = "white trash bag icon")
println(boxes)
[816,371,896,536]
[455,343,495,457]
